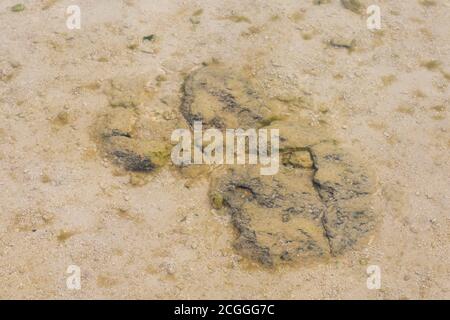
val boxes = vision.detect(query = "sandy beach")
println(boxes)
[0,0,449,299]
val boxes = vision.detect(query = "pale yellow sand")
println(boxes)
[0,0,449,299]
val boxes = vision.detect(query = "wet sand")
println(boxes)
[0,0,449,299]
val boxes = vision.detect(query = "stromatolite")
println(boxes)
[94,77,174,172]
[185,65,378,267]
[94,65,378,267]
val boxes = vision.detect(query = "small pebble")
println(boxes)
[160,262,176,275]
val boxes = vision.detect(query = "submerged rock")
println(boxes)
[191,65,379,267]
[310,142,377,255]
[210,142,377,266]
[92,65,378,267]
[180,65,268,129]
[94,81,173,172]
[106,138,159,172]
[210,164,330,267]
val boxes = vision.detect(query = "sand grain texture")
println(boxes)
[0,0,449,299]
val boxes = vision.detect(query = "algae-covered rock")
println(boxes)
[180,65,268,129]
[310,142,377,255]
[210,192,224,209]
[103,135,170,172]
[194,65,378,267]
[94,95,173,172]
[210,141,377,266]
[210,164,330,267]
[93,66,378,268]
